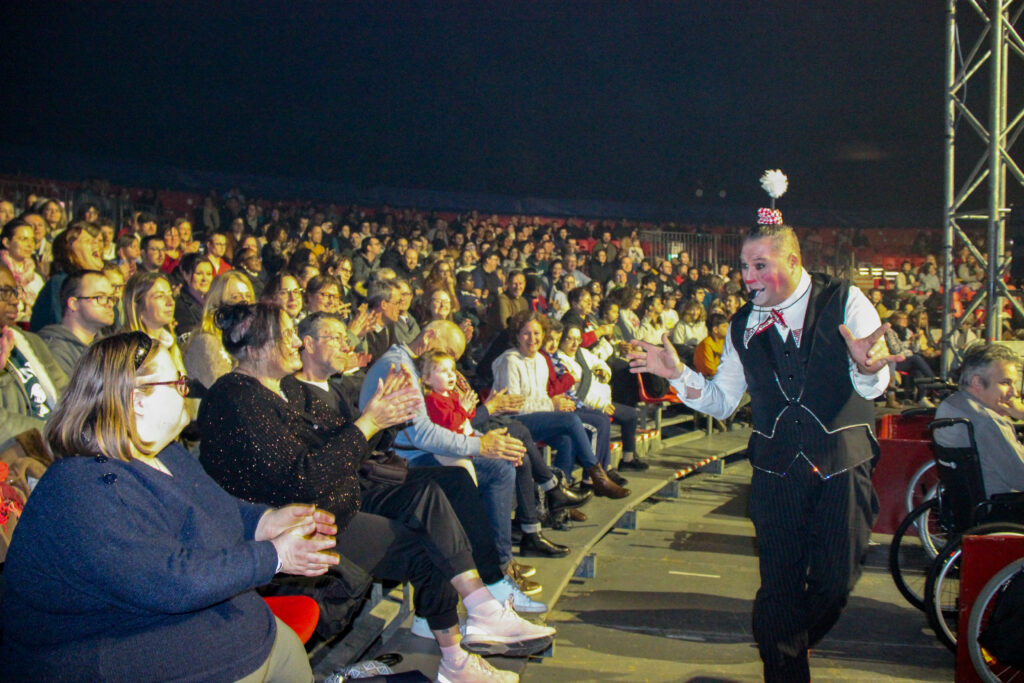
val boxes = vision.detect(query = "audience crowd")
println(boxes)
[0,180,1005,680]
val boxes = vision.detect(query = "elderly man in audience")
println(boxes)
[38,270,117,376]
[360,321,541,577]
[935,342,1024,496]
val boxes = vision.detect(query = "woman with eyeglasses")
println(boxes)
[262,271,305,321]
[0,331,339,681]
[174,252,215,336]
[199,303,555,680]
[0,263,68,442]
[304,274,349,318]
[183,271,256,390]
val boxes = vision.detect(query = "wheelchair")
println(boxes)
[888,417,1024,652]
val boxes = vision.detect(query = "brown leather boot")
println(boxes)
[586,465,631,499]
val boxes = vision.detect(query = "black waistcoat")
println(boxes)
[730,273,879,478]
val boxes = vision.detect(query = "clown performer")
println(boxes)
[628,170,903,682]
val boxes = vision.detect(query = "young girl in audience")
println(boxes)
[420,349,479,483]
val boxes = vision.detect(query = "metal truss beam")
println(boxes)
[943,0,1024,377]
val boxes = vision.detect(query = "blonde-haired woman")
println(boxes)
[183,270,256,389]
[0,331,338,681]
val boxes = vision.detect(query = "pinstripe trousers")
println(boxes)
[748,460,878,682]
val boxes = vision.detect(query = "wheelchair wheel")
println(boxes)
[924,523,1024,653]
[966,558,1024,683]
[889,498,944,610]
[905,460,938,517]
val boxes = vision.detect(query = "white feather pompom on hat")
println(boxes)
[759,169,789,199]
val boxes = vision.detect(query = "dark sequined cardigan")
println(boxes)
[198,372,368,531]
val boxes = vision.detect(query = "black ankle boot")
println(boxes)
[519,531,570,557]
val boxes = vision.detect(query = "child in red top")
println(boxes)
[419,350,480,483]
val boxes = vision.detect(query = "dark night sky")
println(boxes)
[2,2,952,216]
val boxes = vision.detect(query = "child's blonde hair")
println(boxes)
[418,349,455,386]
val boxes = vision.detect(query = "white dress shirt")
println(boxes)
[668,269,890,420]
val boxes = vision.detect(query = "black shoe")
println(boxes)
[519,531,570,558]
[619,457,650,471]
[546,483,592,512]
[605,468,628,486]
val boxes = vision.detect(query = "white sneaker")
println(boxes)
[487,576,547,614]
[918,397,936,408]
[411,615,465,640]
[436,653,519,682]
[462,601,556,657]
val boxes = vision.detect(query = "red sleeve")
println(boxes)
[544,352,576,397]
[425,392,471,432]
[580,330,598,348]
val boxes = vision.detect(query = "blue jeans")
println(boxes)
[409,453,516,566]
[513,411,598,479]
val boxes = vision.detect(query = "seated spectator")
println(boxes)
[0,331,342,681]
[869,288,891,321]
[394,279,421,344]
[233,246,268,298]
[138,234,166,274]
[115,232,139,281]
[205,231,232,276]
[918,262,941,297]
[957,252,985,291]
[160,223,183,273]
[261,222,295,276]
[199,304,553,674]
[293,312,369,424]
[671,300,709,350]
[361,320,526,568]
[30,221,105,331]
[488,270,528,334]
[351,235,381,289]
[694,312,729,378]
[304,274,347,318]
[263,271,306,321]
[894,260,920,298]
[421,349,481,483]
[174,252,215,336]
[122,271,186,382]
[935,342,1024,496]
[558,323,645,471]
[183,271,255,389]
[492,310,629,498]
[39,271,116,376]
[1,218,44,323]
[884,311,936,407]
[635,295,667,345]
[0,264,67,447]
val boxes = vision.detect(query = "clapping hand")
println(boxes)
[483,388,525,415]
[258,504,339,577]
[355,365,422,439]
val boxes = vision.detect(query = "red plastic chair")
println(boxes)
[637,373,681,404]
[263,595,320,644]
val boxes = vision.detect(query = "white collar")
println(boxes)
[744,269,812,347]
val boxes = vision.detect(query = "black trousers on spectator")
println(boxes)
[348,473,476,631]
[748,460,877,683]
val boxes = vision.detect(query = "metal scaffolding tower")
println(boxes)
[943,0,1024,376]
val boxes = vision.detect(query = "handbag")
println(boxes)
[359,449,408,486]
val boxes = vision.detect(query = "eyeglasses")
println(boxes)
[138,371,191,397]
[0,286,21,304]
[317,292,341,301]
[314,334,348,346]
[280,288,304,299]
[76,294,117,306]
